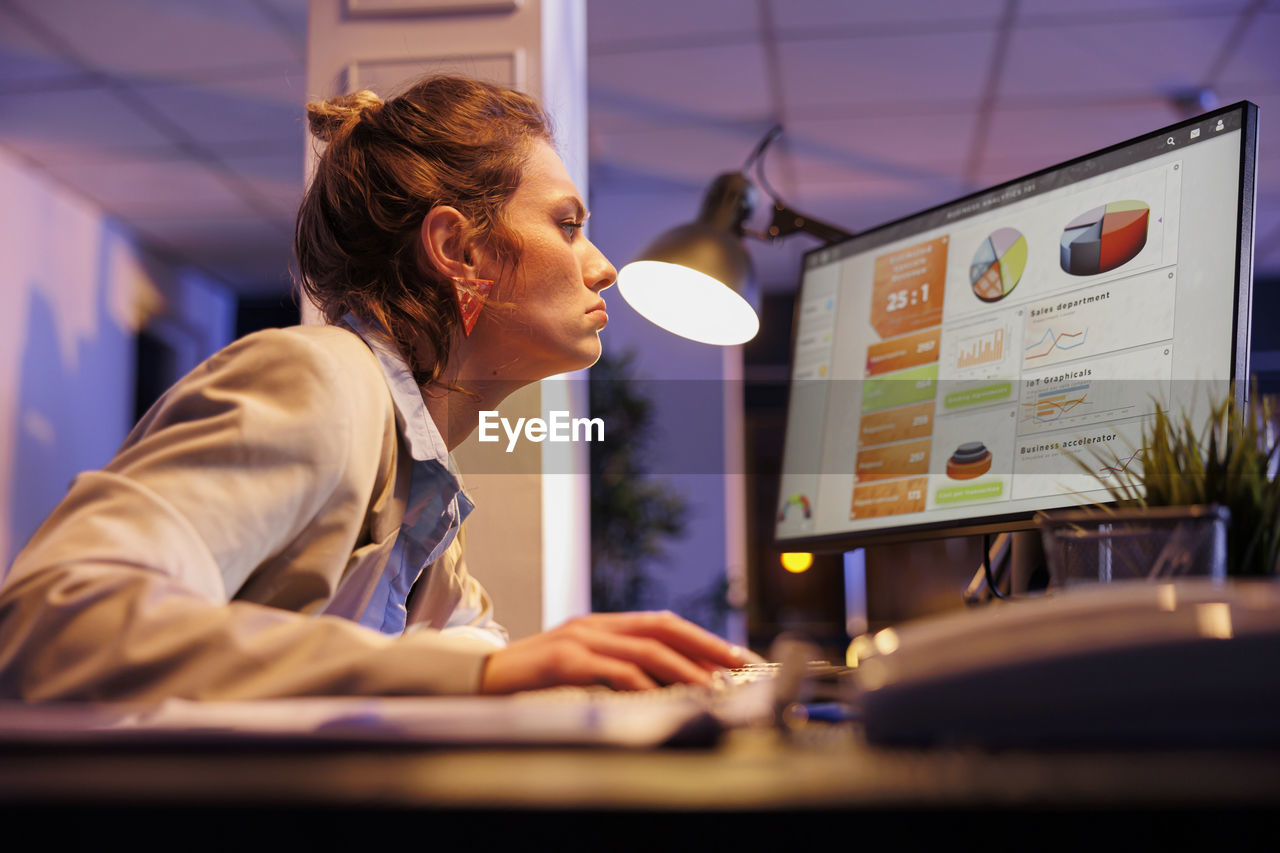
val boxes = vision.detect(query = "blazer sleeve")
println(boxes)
[0,328,495,702]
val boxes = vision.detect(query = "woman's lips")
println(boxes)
[588,301,608,328]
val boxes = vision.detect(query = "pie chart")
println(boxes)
[946,441,993,480]
[970,227,1027,303]
[1060,200,1149,276]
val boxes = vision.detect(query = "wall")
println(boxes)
[588,174,747,640]
[0,147,234,567]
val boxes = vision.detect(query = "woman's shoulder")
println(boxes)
[217,323,376,364]
[200,324,382,388]
[135,324,391,436]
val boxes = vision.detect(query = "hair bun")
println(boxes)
[306,89,384,143]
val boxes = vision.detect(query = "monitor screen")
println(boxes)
[775,101,1258,551]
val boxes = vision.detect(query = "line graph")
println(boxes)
[1099,448,1144,479]
[1024,328,1088,361]
[1016,379,1142,435]
[1019,268,1175,370]
[1020,383,1094,424]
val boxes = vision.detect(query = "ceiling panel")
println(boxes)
[775,31,995,113]
[595,122,784,183]
[980,101,1184,174]
[1216,11,1280,87]
[0,3,84,89]
[587,42,773,125]
[789,174,968,218]
[1000,16,1236,100]
[771,0,1005,30]
[0,87,179,164]
[9,0,302,81]
[41,158,257,220]
[1019,0,1249,16]
[256,0,309,41]
[221,150,305,220]
[587,93,770,140]
[786,111,979,176]
[1257,215,1280,271]
[128,212,281,252]
[587,0,760,47]
[782,155,961,210]
[132,77,306,148]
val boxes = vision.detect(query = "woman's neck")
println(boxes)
[416,324,544,451]
[422,378,521,452]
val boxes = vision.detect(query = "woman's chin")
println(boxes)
[556,338,604,375]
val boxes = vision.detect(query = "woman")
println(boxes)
[0,75,747,701]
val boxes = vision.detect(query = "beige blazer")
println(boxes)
[0,325,501,701]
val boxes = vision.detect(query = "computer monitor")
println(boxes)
[775,101,1258,551]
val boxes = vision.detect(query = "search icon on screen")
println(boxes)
[1167,137,1175,145]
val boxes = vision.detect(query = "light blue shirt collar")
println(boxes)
[342,313,449,465]
[339,313,475,635]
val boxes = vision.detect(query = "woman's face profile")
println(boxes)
[474,139,617,380]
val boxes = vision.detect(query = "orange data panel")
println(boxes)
[858,400,935,446]
[865,327,941,376]
[870,236,948,339]
[850,476,928,520]
[855,438,932,481]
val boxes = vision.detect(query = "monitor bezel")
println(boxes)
[775,100,1259,553]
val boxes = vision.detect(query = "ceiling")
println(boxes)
[1,0,1277,297]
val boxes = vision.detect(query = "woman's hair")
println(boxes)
[295,75,552,385]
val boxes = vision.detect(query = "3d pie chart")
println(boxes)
[1060,200,1149,276]
[946,442,992,480]
[970,227,1027,303]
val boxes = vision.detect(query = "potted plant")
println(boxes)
[1039,388,1280,582]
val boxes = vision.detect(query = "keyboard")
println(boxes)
[503,663,785,745]
[0,665,785,750]
[0,656,863,750]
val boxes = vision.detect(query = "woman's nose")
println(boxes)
[588,241,617,292]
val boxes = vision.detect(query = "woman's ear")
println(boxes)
[421,206,477,279]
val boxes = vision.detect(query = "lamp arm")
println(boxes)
[763,202,855,245]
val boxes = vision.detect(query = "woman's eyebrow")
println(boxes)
[556,196,588,220]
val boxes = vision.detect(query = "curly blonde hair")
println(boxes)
[295,75,552,385]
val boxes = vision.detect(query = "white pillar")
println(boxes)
[305,0,590,639]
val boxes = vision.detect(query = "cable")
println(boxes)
[742,123,783,172]
[984,532,1009,600]
[741,124,786,205]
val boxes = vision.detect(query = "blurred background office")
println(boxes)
[1,0,1277,652]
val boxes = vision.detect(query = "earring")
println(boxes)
[451,277,494,337]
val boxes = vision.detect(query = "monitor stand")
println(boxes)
[963,530,1047,603]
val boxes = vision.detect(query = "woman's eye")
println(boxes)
[560,221,583,238]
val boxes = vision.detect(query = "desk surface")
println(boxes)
[4,725,1278,814]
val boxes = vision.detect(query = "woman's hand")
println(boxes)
[478,611,751,693]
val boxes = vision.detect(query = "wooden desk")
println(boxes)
[3,725,1277,842]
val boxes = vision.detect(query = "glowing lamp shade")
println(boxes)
[617,172,760,346]
[615,153,852,347]
[780,552,813,574]
[617,260,759,346]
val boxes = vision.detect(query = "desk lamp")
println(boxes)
[616,126,855,345]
